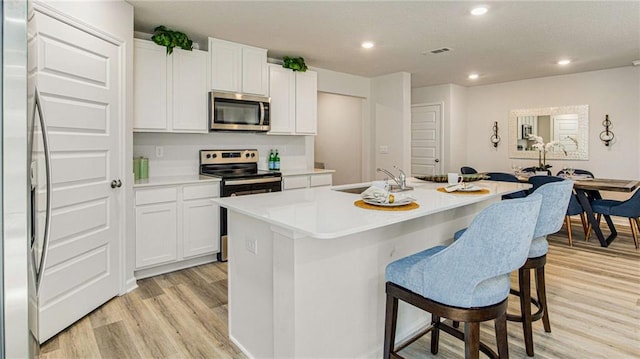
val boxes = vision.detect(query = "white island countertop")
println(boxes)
[214,178,530,239]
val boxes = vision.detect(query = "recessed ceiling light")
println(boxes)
[361,41,374,49]
[471,6,488,16]
[468,73,479,80]
[557,59,571,65]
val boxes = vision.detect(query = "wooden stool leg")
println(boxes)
[629,218,639,249]
[431,314,440,354]
[565,216,573,246]
[635,218,640,249]
[383,292,399,359]
[494,312,509,359]
[464,321,480,359]
[535,266,551,332]
[519,267,534,356]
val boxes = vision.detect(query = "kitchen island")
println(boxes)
[214,179,530,358]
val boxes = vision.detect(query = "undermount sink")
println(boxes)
[333,185,414,194]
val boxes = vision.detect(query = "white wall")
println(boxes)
[316,93,363,185]
[133,132,308,175]
[371,72,412,180]
[465,66,640,178]
[413,66,640,179]
[314,67,372,180]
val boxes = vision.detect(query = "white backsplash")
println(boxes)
[133,132,311,177]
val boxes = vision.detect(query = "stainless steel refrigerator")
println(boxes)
[2,0,47,357]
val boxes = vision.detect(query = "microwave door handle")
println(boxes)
[34,89,52,294]
[259,102,265,125]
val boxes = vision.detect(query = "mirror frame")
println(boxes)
[509,105,589,160]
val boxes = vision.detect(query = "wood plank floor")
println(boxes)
[40,220,639,358]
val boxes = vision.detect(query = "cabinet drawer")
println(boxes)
[310,174,332,187]
[135,187,177,205]
[183,183,220,200]
[283,176,309,190]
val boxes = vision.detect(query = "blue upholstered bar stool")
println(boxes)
[384,195,543,359]
[452,180,573,356]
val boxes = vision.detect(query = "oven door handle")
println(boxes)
[225,177,281,186]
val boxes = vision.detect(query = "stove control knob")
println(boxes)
[206,154,211,159]
[251,153,256,158]
[245,153,250,158]
[212,154,217,158]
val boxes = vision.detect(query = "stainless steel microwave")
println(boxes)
[209,91,270,132]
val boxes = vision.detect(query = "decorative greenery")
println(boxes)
[151,25,193,55]
[282,56,308,72]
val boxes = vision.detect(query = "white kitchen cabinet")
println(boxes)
[133,40,167,130]
[209,37,267,96]
[135,202,178,268]
[134,182,220,277]
[133,39,208,133]
[283,173,332,190]
[268,64,318,135]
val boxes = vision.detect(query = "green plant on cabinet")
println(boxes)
[152,25,193,54]
[282,56,308,72]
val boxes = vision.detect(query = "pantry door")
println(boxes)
[33,8,122,342]
[411,104,442,175]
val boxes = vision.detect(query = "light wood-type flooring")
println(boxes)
[40,221,640,358]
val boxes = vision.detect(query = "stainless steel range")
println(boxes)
[199,149,282,261]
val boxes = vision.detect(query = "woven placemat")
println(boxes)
[354,200,419,211]
[436,187,490,195]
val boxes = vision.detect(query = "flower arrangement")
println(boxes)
[529,135,567,171]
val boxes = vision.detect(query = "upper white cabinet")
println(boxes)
[268,64,318,135]
[209,38,268,96]
[133,39,208,133]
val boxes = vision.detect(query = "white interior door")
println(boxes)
[411,104,441,175]
[34,10,121,342]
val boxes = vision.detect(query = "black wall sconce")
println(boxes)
[599,114,615,147]
[490,121,500,148]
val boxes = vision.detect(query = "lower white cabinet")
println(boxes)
[283,173,333,190]
[134,182,220,276]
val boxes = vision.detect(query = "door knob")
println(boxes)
[435,159,440,163]
[111,179,122,188]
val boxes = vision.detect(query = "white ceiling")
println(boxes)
[128,1,640,88]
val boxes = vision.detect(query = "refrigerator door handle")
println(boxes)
[34,89,52,293]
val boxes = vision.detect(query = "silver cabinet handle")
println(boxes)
[35,89,52,293]
[435,159,440,163]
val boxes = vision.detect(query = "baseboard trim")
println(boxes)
[134,254,218,280]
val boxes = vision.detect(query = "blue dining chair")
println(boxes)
[589,188,640,249]
[486,172,527,199]
[555,169,594,178]
[384,194,543,359]
[452,180,573,356]
[522,167,551,175]
[460,166,478,174]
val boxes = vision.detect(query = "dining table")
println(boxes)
[571,178,640,247]
[514,174,640,247]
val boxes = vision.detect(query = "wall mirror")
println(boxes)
[509,105,589,160]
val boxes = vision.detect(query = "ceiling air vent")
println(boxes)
[428,47,452,54]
